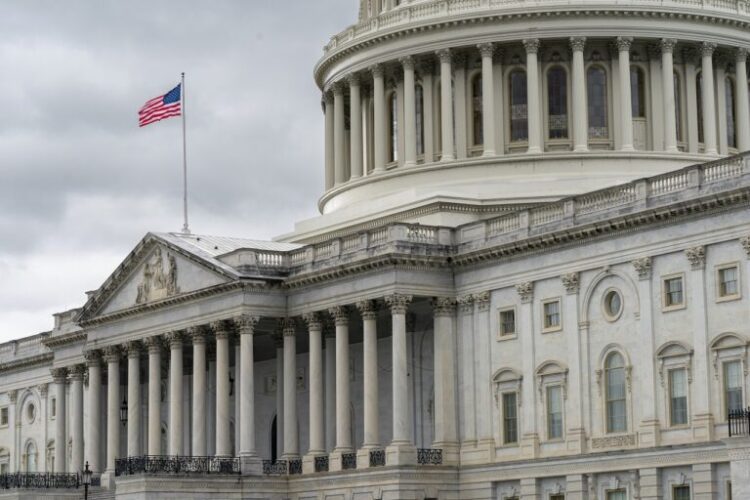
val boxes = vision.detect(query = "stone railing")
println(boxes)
[114,456,240,476]
[323,0,750,54]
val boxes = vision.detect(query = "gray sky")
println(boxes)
[0,0,356,341]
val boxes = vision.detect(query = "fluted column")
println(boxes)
[51,368,67,472]
[736,48,750,151]
[324,93,335,190]
[701,42,718,154]
[617,37,635,151]
[167,332,183,456]
[330,306,352,465]
[305,314,325,455]
[103,346,120,473]
[523,39,542,154]
[372,64,386,173]
[402,56,417,166]
[84,351,102,473]
[144,337,162,456]
[280,319,299,458]
[358,301,379,449]
[385,294,415,465]
[437,49,455,161]
[432,298,458,463]
[661,39,679,152]
[236,315,259,462]
[125,341,141,458]
[213,321,232,457]
[187,328,207,456]
[334,84,346,185]
[349,74,363,179]
[478,43,497,156]
[570,37,588,152]
[324,325,336,452]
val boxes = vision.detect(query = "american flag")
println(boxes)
[139,83,182,127]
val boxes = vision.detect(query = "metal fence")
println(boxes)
[728,407,750,437]
[0,473,80,489]
[417,448,443,465]
[114,456,240,476]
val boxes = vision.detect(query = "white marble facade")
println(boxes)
[2,1,750,499]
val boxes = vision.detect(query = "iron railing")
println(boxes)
[288,459,302,475]
[729,407,750,437]
[114,456,240,476]
[261,460,288,475]
[369,449,385,467]
[417,448,443,465]
[342,452,357,470]
[314,455,329,472]
[0,473,80,489]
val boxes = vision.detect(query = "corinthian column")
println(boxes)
[436,49,455,161]
[324,92,335,190]
[357,300,380,458]
[402,56,417,166]
[303,313,325,470]
[661,39,679,152]
[144,337,162,456]
[50,368,67,472]
[432,298,458,464]
[167,331,183,456]
[570,37,588,152]
[84,351,102,473]
[385,294,415,466]
[333,83,346,185]
[188,327,207,456]
[617,37,635,151]
[69,365,84,472]
[126,341,141,458]
[523,39,542,153]
[372,64,387,173]
[478,43,497,156]
[281,319,299,459]
[103,346,121,474]
[701,43,718,155]
[329,306,352,471]
[213,321,232,457]
[236,315,259,465]
[736,48,750,152]
[349,74,363,179]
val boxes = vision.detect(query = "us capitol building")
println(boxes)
[2,1,750,499]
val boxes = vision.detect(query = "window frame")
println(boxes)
[723,359,744,416]
[602,351,630,434]
[497,306,517,340]
[585,62,613,149]
[468,69,484,153]
[668,367,690,427]
[657,341,693,429]
[542,63,572,149]
[661,273,686,312]
[50,397,56,420]
[493,368,523,447]
[716,262,741,302]
[710,333,748,422]
[501,391,519,445]
[536,361,569,442]
[506,65,529,151]
[545,384,565,441]
[601,287,624,322]
[541,298,562,333]
[0,406,8,428]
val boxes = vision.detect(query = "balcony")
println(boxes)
[114,456,240,476]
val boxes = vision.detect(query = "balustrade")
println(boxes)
[314,455,330,472]
[341,452,357,470]
[729,407,750,437]
[369,449,386,467]
[0,473,80,489]
[416,448,443,465]
[114,456,240,476]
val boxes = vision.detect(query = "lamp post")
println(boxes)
[119,396,128,426]
[82,461,92,500]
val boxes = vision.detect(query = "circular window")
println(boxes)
[603,289,623,321]
[26,403,36,424]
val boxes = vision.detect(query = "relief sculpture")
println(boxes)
[135,247,180,304]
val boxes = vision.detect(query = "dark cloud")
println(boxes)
[0,0,357,340]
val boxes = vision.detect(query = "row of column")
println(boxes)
[323,38,750,189]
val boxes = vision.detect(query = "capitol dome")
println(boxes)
[284,0,750,241]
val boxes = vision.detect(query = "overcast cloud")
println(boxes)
[0,0,356,341]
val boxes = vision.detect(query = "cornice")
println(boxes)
[42,330,86,349]
[0,353,54,375]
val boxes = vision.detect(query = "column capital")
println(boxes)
[102,345,121,363]
[740,236,750,258]
[273,333,285,349]
[474,291,490,311]
[165,330,184,348]
[417,59,435,76]
[8,390,17,404]
[660,38,678,54]
[144,335,163,353]
[399,55,415,70]
[210,321,232,340]
[69,364,86,381]
[186,325,207,344]
[328,306,350,326]
[616,37,633,52]
[522,38,540,54]
[432,297,456,317]
[561,272,580,295]
[515,282,534,303]
[701,42,717,58]
[632,257,652,280]
[125,340,142,358]
[38,383,49,397]
[370,63,385,79]
[435,48,452,64]
[569,37,586,52]
[303,312,323,330]
[51,367,68,383]
[235,314,260,336]
[280,318,296,337]
[84,349,101,367]
[736,47,748,62]
[323,91,334,105]
[332,81,345,96]
[685,245,706,270]
[457,294,474,315]
[356,300,378,320]
[477,42,495,58]
[682,47,700,65]
[347,72,361,86]
[385,294,412,314]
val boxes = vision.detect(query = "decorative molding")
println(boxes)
[385,294,412,314]
[660,38,678,54]
[740,235,750,258]
[477,42,495,58]
[303,312,323,330]
[737,47,748,62]
[591,434,636,449]
[165,330,184,348]
[370,63,384,79]
[561,273,580,295]
[281,318,296,337]
[569,36,586,52]
[435,48,451,64]
[685,246,706,270]
[234,314,259,336]
[701,42,717,57]
[144,336,163,353]
[474,291,490,311]
[210,321,231,340]
[399,55,415,70]
[102,345,121,363]
[432,297,456,317]
[356,300,378,321]
[50,367,68,383]
[457,294,474,315]
[328,306,350,326]
[616,37,633,52]
[125,340,142,358]
[515,282,534,303]
[37,384,48,398]
[69,364,86,380]
[346,72,360,86]
[42,330,86,349]
[135,247,180,305]
[522,38,540,54]
[632,257,652,280]
[8,390,17,404]
[84,349,101,367]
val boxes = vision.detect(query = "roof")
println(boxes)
[155,232,302,258]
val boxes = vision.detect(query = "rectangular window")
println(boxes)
[502,392,518,444]
[719,266,739,298]
[543,300,561,331]
[499,308,516,337]
[51,398,56,418]
[673,485,690,500]
[546,385,564,439]
[664,276,684,308]
[669,369,689,426]
[724,360,744,413]
[0,407,8,426]
[606,490,626,500]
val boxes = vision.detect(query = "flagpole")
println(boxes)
[181,72,190,234]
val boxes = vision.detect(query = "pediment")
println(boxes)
[79,234,237,322]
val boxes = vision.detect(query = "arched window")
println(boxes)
[674,72,683,143]
[697,73,704,143]
[547,67,568,139]
[587,66,608,139]
[509,70,528,142]
[605,352,627,433]
[630,67,646,118]
[726,77,737,149]
[416,84,425,156]
[387,92,398,163]
[471,73,483,146]
[26,441,38,473]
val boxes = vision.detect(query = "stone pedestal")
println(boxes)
[239,454,262,476]
[385,442,416,466]
[692,462,716,500]
[566,428,587,454]
[692,413,715,442]
[639,467,661,500]
[565,474,586,500]
[638,419,661,448]
[725,437,750,500]
[520,433,540,459]
[301,452,325,474]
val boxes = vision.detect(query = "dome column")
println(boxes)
[478,43,497,157]
[323,93,334,190]
[736,48,750,152]
[371,65,387,173]
[617,37,635,152]
[661,39,679,153]
[349,75,363,179]
[402,56,418,167]
[700,42,718,155]
[333,84,346,185]
[570,37,588,152]
[523,39,542,154]
[437,49,455,162]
